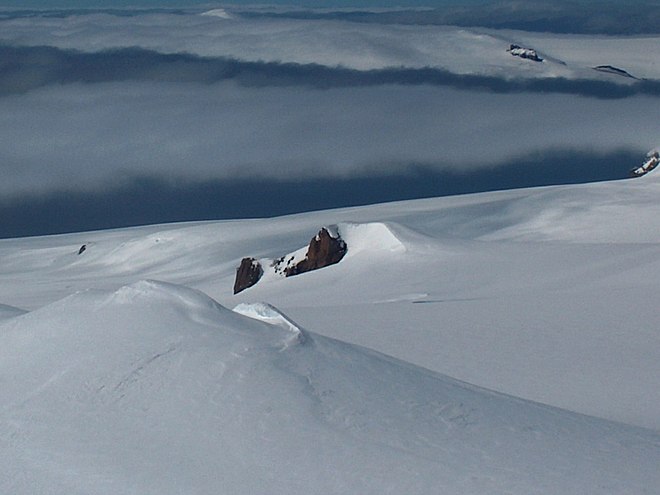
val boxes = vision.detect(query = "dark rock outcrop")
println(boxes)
[78,244,87,255]
[630,151,659,178]
[593,65,637,79]
[284,228,347,277]
[233,257,263,294]
[233,227,348,294]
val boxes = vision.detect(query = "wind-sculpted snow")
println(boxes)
[339,221,406,255]
[233,301,306,348]
[0,280,658,494]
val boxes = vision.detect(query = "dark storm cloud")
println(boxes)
[1,44,659,99]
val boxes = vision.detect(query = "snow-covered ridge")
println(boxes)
[233,301,306,348]
[339,222,406,256]
[269,222,405,270]
[271,222,405,270]
[234,222,405,293]
[1,174,660,437]
[1,279,658,494]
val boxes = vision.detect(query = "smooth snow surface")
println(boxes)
[1,175,660,493]
[1,280,658,494]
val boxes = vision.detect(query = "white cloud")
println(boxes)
[0,80,657,198]
[2,11,660,80]
[0,10,659,202]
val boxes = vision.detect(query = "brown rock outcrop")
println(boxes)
[233,257,263,294]
[233,227,348,294]
[284,228,347,277]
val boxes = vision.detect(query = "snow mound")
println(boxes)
[338,222,406,256]
[233,302,306,347]
[109,279,223,312]
[256,222,404,285]
[1,281,659,493]
[88,232,190,272]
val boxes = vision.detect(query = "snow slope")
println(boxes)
[2,173,660,430]
[1,280,658,494]
[1,173,660,492]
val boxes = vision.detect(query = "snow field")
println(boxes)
[1,280,658,494]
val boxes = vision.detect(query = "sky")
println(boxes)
[0,2,659,237]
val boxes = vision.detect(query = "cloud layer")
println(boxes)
[2,45,660,99]
[0,8,658,236]
[2,11,660,80]
[0,80,657,199]
[0,148,638,239]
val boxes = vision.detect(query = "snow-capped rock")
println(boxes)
[630,150,659,177]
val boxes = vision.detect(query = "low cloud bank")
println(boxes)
[3,11,660,81]
[0,81,656,199]
[0,148,637,239]
[2,45,660,99]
